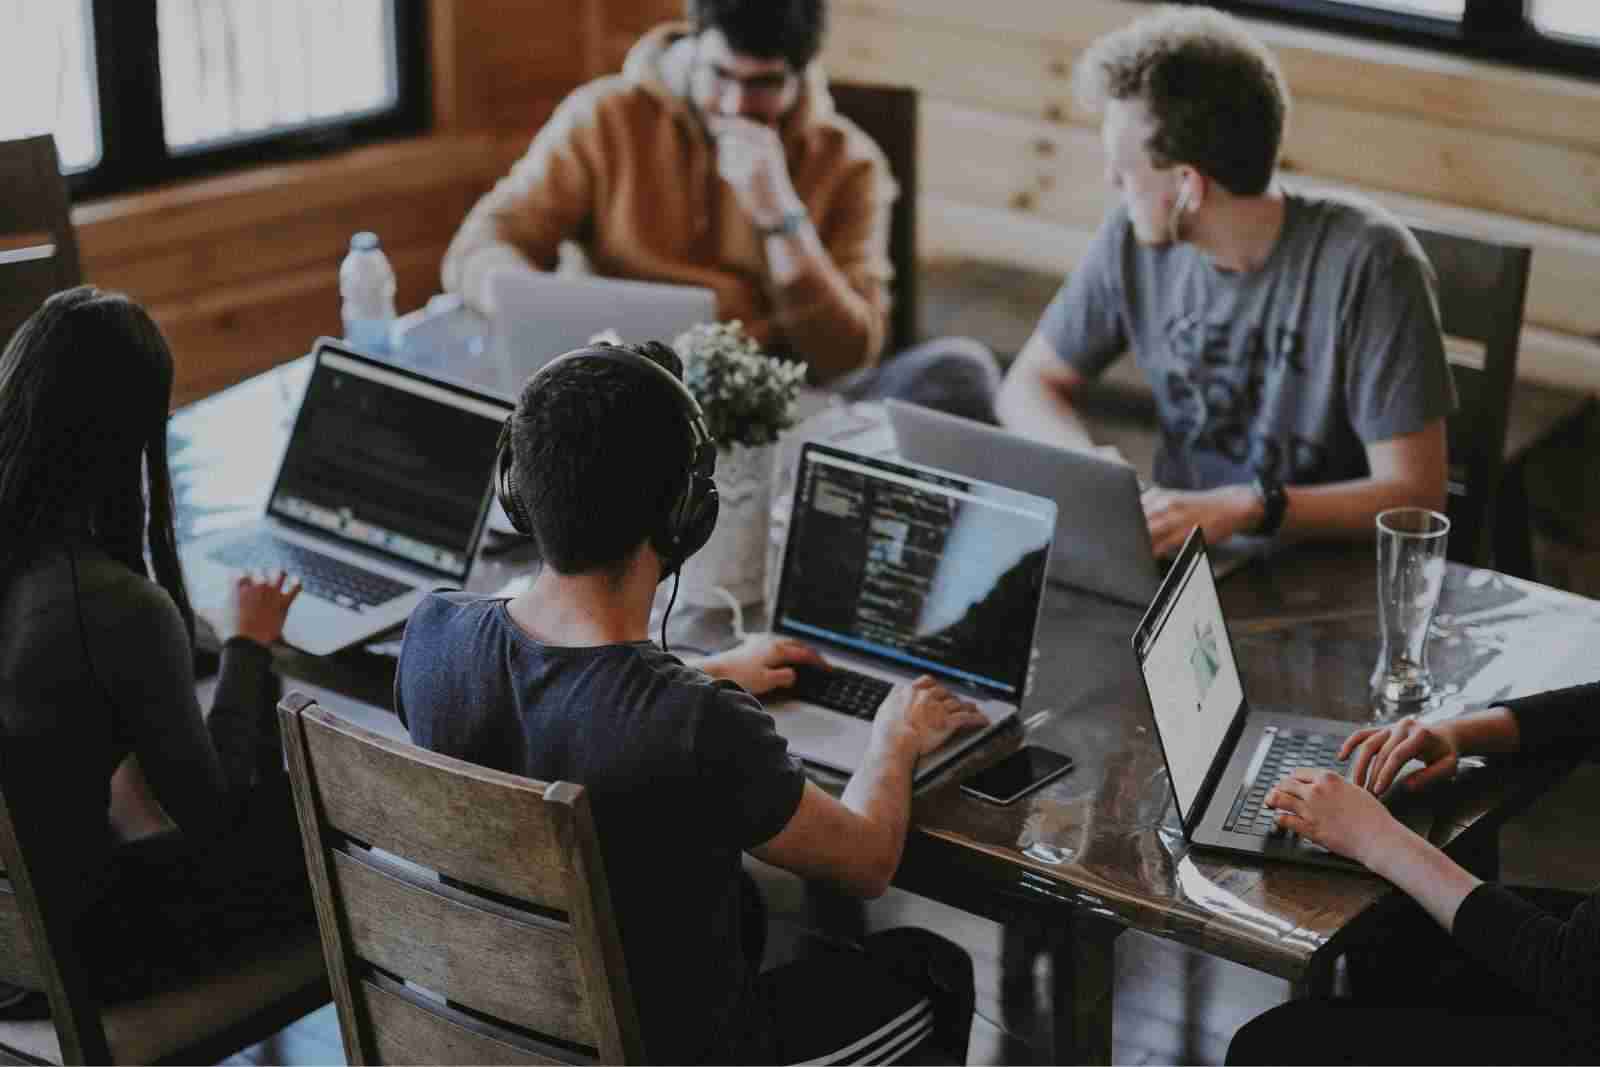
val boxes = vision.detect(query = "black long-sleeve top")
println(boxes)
[1450,682,1600,1034]
[0,542,274,906]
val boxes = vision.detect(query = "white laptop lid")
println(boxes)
[1132,530,1248,831]
[483,269,717,398]
[772,443,1057,704]
[886,399,1160,606]
[265,340,511,582]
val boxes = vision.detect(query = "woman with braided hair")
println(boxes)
[0,287,313,1011]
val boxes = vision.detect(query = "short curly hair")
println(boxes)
[1074,6,1290,197]
[509,342,694,577]
[686,0,827,72]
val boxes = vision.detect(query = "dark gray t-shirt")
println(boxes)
[1040,190,1455,490]
[394,592,807,1064]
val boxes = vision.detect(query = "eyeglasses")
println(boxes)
[701,62,795,101]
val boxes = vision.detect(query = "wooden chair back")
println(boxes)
[278,692,644,1065]
[831,82,919,355]
[0,135,83,349]
[1410,224,1532,567]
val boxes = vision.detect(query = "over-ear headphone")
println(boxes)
[495,344,720,577]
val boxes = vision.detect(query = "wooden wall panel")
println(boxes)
[815,0,1600,389]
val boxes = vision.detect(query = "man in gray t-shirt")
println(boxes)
[996,7,1453,557]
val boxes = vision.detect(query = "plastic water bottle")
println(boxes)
[339,231,396,354]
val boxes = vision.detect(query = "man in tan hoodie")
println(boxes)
[443,0,999,422]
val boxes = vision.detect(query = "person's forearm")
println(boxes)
[838,734,919,895]
[1362,822,1483,931]
[1279,474,1445,538]
[994,372,1096,452]
[764,227,883,382]
[1441,706,1522,757]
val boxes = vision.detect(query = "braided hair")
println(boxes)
[0,286,194,643]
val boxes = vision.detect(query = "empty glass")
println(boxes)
[1370,507,1450,716]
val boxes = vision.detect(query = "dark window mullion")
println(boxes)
[1462,0,1528,37]
[77,0,167,199]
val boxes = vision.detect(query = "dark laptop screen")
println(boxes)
[774,444,1055,699]
[1133,536,1246,823]
[268,348,509,579]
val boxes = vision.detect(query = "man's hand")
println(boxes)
[1143,484,1262,558]
[708,115,801,230]
[1265,768,1403,864]
[1340,716,1460,796]
[696,636,826,696]
[873,676,990,758]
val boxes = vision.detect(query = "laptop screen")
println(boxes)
[773,444,1056,700]
[267,347,510,580]
[1133,533,1246,824]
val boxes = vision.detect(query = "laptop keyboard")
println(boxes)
[1224,728,1348,836]
[208,535,414,611]
[788,665,894,721]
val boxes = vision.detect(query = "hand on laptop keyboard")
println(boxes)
[211,568,302,647]
[874,676,990,759]
[697,636,830,697]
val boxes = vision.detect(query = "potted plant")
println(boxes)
[673,320,806,606]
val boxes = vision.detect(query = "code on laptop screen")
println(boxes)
[775,446,1054,698]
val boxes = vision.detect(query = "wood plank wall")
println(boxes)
[592,0,1600,390]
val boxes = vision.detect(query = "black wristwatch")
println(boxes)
[1251,473,1288,536]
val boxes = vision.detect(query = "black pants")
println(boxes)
[79,774,314,1005]
[723,873,976,1064]
[1228,888,1596,1065]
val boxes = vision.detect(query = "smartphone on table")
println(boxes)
[960,745,1074,805]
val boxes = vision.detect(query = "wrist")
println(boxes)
[1249,473,1288,536]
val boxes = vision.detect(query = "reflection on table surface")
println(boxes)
[171,351,1600,984]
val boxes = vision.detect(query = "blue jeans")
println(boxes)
[833,335,1000,425]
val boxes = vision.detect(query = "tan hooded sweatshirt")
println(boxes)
[441,23,896,379]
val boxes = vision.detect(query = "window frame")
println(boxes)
[1188,0,1600,83]
[70,0,429,201]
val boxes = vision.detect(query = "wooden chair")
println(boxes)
[1409,224,1533,568]
[831,82,919,355]
[0,135,82,350]
[277,692,644,1064]
[0,729,328,1065]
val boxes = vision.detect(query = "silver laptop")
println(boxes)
[181,340,511,656]
[765,443,1056,784]
[888,400,1262,605]
[1133,528,1431,870]
[477,269,717,398]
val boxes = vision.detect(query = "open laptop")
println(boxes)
[476,269,717,399]
[887,400,1259,606]
[1132,528,1431,870]
[181,340,511,656]
[765,443,1057,784]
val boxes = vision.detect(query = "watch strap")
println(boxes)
[1252,474,1288,536]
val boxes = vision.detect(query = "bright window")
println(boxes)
[0,0,101,171]
[158,0,398,152]
[1530,0,1600,43]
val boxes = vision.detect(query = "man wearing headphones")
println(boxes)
[395,341,979,1064]
[996,7,1453,557]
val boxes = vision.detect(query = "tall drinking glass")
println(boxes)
[1370,507,1450,716]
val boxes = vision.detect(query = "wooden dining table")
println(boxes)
[174,349,1600,1065]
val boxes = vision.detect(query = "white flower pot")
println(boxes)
[678,442,776,607]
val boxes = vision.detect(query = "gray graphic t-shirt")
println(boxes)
[1040,190,1455,490]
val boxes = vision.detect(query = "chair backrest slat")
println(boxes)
[281,693,646,1065]
[361,975,579,1066]
[331,848,593,1046]
[0,884,44,989]
[300,708,571,907]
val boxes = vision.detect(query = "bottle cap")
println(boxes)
[350,231,380,252]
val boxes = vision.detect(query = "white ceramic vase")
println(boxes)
[678,441,777,607]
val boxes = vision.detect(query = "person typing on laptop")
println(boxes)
[995,6,1452,558]
[441,0,1001,422]
[395,341,980,1063]
[1228,691,1600,1063]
